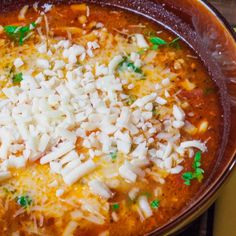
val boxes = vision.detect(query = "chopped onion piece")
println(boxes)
[88,180,113,199]
[138,196,153,218]
[135,34,149,48]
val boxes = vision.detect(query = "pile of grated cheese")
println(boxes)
[0,23,208,226]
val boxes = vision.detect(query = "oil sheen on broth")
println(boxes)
[0,3,221,236]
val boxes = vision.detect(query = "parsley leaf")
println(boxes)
[149,37,167,46]
[4,22,36,45]
[194,167,204,182]
[169,37,180,49]
[118,57,144,78]
[12,72,23,84]
[150,199,160,209]
[111,203,119,211]
[149,36,181,50]
[182,151,204,186]
[126,95,137,106]
[126,61,142,74]
[193,151,201,168]
[152,107,160,117]
[182,172,194,185]
[16,195,32,208]
[109,151,117,160]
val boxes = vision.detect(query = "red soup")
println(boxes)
[0,3,221,236]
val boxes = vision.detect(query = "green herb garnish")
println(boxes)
[150,37,167,46]
[127,61,142,74]
[126,95,137,106]
[4,22,36,45]
[109,151,117,160]
[169,37,180,49]
[118,57,144,77]
[150,199,160,209]
[16,195,32,208]
[182,151,204,186]
[111,203,119,211]
[12,72,23,84]
[152,107,160,117]
[182,172,194,185]
[149,36,180,50]
[149,36,167,50]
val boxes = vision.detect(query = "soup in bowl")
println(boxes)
[0,1,235,236]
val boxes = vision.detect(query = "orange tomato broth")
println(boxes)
[0,3,221,236]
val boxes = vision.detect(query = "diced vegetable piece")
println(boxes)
[88,180,112,199]
[138,195,153,218]
[198,121,209,133]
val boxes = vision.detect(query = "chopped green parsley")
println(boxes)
[12,72,23,84]
[4,22,37,45]
[152,107,160,117]
[126,95,137,106]
[182,151,204,186]
[182,172,194,186]
[150,199,160,209]
[149,36,167,50]
[109,151,117,160]
[16,195,32,208]
[149,36,180,50]
[111,203,119,211]
[118,56,144,78]
[169,37,180,49]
